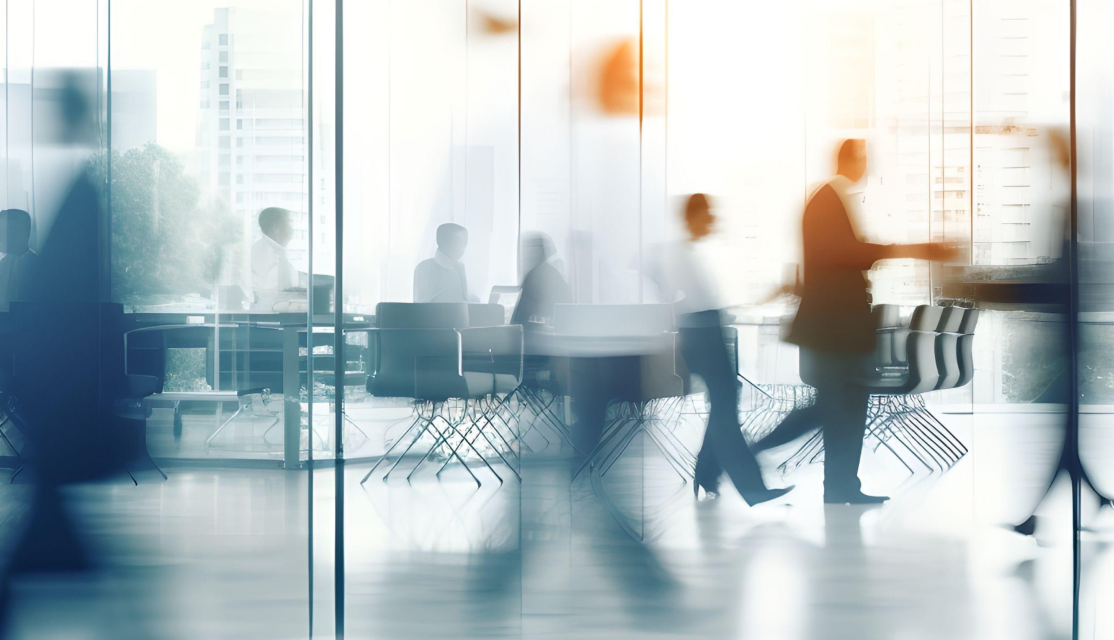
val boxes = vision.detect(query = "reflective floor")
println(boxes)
[2,409,1113,639]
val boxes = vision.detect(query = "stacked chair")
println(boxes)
[779,303,977,475]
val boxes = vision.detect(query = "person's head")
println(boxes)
[684,193,715,241]
[258,207,293,246]
[436,223,469,261]
[836,138,867,183]
[0,209,31,257]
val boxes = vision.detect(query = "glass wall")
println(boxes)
[0,0,1094,635]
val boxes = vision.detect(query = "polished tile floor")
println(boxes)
[2,407,1113,639]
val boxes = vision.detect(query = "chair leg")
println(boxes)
[360,414,423,484]
[0,416,19,457]
[122,461,139,486]
[205,403,245,448]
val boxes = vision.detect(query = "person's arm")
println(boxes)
[807,185,961,269]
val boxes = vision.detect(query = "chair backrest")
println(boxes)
[367,328,465,401]
[954,308,979,388]
[552,303,675,337]
[376,302,468,330]
[909,304,944,331]
[904,330,941,394]
[872,304,902,329]
[872,305,903,367]
[937,306,965,333]
[467,303,505,328]
[956,334,976,388]
[934,332,961,390]
[958,308,979,335]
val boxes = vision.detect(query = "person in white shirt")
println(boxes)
[251,207,303,311]
[672,194,793,505]
[413,223,470,303]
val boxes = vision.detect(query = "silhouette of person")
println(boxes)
[250,206,304,311]
[414,223,470,303]
[755,139,958,504]
[512,232,571,329]
[0,209,38,309]
[667,194,793,505]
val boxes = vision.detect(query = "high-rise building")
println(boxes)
[197,7,324,270]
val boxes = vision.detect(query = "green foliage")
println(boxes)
[90,143,241,303]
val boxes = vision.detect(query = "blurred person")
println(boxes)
[660,194,794,504]
[414,222,471,303]
[0,209,37,309]
[754,139,959,504]
[250,206,305,311]
[512,232,571,329]
[1012,127,1111,535]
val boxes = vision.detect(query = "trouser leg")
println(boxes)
[821,373,869,496]
[684,327,767,495]
[754,403,823,452]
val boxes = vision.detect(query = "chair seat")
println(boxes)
[125,374,159,399]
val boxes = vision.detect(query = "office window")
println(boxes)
[219,66,228,79]
[219,100,229,110]
[219,33,228,46]
[219,137,231,149]
[219,118,230,131]
[236,193,245,204]
[236,156,244,166]
[219,51,228,63]
[236,175,244,184]
[236,137,244,148]
[237,119,243,130]
[219,84,229,96]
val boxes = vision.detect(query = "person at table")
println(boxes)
[754,138,959,504]
[250,206,305,311]
[661,194,793,505]
[0,208,38,309]
[414,223,471,303]
[512,232,571,330]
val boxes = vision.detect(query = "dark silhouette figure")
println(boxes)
[0,209,38,308]
[414,223,470,303]
[671,194,793,505]
[512,233,571,329]
[755,139,959,504]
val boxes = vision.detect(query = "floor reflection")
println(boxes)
[0,410,1109,639]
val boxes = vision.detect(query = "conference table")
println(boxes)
[126,311,374,468]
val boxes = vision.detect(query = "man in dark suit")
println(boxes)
[756,139,958,504]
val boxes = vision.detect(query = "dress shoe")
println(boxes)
[741,485,795,506]
[1013,515,1037,536]
[823,490,888,505]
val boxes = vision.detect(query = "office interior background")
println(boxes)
[0,0,1113,638]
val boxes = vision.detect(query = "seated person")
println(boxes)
[414,223,471,303]
[0,208,38,309]
[512,232,570,329]
[251,206,306,311]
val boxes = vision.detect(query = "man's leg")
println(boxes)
[752,403,823,453]
[821,362,872,500]
[685,327,778,501]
